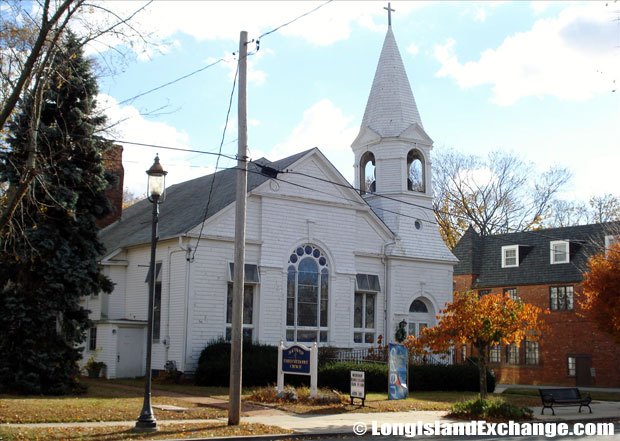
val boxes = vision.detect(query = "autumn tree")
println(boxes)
[407,291,547,398]
[432,148,571,249]
[581,241,620,344]
[0,32,113,394]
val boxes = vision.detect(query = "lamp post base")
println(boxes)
[134,419,158,432]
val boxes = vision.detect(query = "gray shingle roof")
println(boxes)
[452,222,620,287]
[100,149,313,254]
[361,27,423,137]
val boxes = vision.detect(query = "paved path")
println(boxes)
[495,383,620,393]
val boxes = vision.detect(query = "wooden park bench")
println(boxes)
[538,388,592,415]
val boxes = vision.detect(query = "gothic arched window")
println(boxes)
[287,244,329,343]
[360,151,376,194]
[407,149,425,192]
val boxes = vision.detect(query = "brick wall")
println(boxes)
[97,144,124,229]
[456,277,620,387]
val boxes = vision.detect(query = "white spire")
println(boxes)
[360,27,423,138]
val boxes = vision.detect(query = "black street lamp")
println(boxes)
[135,155,167,432]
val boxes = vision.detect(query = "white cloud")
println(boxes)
[530,1,552,15]
[434,3,619,105]
[97,94,210,196]
[80,1,427,58]
[268,99,358,182]
[407,43,419,56]
[474,6,487,22]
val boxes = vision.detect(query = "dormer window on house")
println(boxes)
[550,240,569,264]
[407,149,425,192]
[360,151,376,194]
[605,235,619,254]
[501,245,519,268]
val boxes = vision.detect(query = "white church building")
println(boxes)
[87,25,457,378]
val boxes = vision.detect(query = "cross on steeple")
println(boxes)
[384,2,395,26]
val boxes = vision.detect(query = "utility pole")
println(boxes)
[229,30,248,426]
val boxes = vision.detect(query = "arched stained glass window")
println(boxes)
[409,299,428,313]
[286,244,329,343]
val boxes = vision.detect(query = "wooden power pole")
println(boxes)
[228,30,248,426]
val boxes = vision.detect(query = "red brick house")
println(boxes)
[452,223,620,387]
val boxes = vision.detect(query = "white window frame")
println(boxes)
[501,245,519,268]
[605,235,619,254]
[550,240,569,264]
[353,292,377,345]
[225,284,256,342]
[490,344,501,363]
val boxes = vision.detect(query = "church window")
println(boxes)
[360,151,376,194]
[145,262,162,341]
[354,274,380,344]
[407,149,425,192]
[225,284,254,341]
[407,298,431,338]
[89,327,97,351]
[287,244,329,343]
[226,263,259,341]
[409,300,428,313]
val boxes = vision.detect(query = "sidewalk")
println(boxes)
[495,383,620,393]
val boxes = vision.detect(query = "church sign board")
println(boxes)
[388,343,408,400]
[350,370,366,406]
[277,341,318,397]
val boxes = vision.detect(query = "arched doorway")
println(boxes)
[407,297,434,338]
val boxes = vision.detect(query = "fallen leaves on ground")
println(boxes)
[0,422,292,441]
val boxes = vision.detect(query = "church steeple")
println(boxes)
[350,20,453,263]
[360,26,423,139]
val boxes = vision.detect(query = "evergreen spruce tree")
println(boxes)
[0,31,113,394]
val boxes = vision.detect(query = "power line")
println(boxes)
[257,0,334,40]
[191,60,239,261]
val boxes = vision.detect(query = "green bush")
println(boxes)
[195,340,495,394]
[195,339,278,387]
[319,362,388,392]
[450,397,533,420]
[410,364,495,393]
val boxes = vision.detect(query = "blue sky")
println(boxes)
[85,1,619,202]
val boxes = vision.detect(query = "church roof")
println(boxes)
[100,149,312,254]
[360,26,423,138]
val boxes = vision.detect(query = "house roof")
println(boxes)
[360,26,423,138]
[452,222,620,288]
[100,149,312,254]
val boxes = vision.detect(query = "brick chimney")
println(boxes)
[98,144,124,229]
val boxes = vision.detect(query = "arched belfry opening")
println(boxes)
[360,151,376,194]
[407,149,425,193]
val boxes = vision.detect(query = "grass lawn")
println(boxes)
[245,390,541,415]
[0,422,291,441]
[103,378,236,399]
[502,388,620,402]
[0,381,226,424]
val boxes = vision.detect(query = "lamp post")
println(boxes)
[135,155,167,432]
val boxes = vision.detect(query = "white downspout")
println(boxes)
[167,238,188,364]
[178,236,192,373]
[382,239,396,343]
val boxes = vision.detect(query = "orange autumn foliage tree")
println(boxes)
[582,241,620,344]
[406,291,548,398]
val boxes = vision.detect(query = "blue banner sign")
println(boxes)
[388,343,408,400]
[282,344,311,374]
